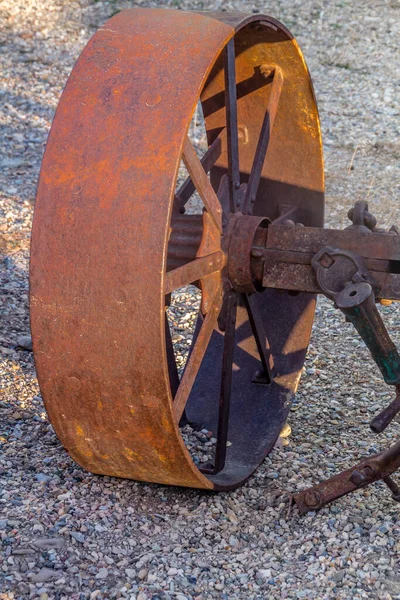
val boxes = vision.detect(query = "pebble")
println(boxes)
[95,568,108,579]
[30,568,58,583]
[32,537,64,550]
[17,334,33,350]
[256,569,271,581]
[70,531,85,544]
[125,568,136,579]
[35,473,52,484]
[331,570,346,583]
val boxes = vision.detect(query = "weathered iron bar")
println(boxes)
[223,38,241,213]
[258,224,400,300]
[293,438,400,514]
[175,135,222,210]
[182,136,223,233]
[201,292,237,475]
[243,68,283,215]
[243,292,274,383]
[173,289,223,424]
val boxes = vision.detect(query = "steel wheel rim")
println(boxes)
[30,9,324,491]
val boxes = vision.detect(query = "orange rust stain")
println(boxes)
[123,447,141,461]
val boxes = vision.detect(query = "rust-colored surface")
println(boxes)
[294,432,400,514]
[261,224,400,300]
[30,8,324,490]
[201,17,324,226]
[227,215,269,292]
[30,8,236,488]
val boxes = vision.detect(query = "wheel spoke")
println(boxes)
[182,137,223,233]
[175,135,222,209]
[173,289,223,423]
[201,291,237,475]
[165,313,180,398]
[165,251,224,295]
[224,38,241,213]
[244,293,274,383]
[243,67,284,215]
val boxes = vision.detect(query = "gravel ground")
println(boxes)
[1,0,400,598]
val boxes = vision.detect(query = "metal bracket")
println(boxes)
[311,246,400,386]
[293,438,400,514]
[253,201,400,512]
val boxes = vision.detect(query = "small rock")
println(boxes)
[226,508,238,524]
[57,491,71,500]
[70,531,85,544]
[30,568,57,583]
[12,548,35,555]
[331,570,346,583]
[96,567,108,579]
[17,335,33,351]
[138,568,147,580]
[10,411,23,420]
[256,569,271,580]
[125,568,136,579]
[35,474,52,484]
[32,538,64,550]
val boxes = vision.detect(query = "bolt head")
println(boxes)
[304,490,322,510]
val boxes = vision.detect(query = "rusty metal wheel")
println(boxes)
[30,9,324,490]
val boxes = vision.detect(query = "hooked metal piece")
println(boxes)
[292,207,400,512]
[250,201,400,511]
[293,438,400,514]
[312,246,400,386]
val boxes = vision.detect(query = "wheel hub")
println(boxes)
[226,214,269,293]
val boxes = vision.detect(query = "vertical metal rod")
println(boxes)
[165,313,180,398]
[224,38,241,213]
[200,292,237,475]
[244,293,274,383]
[214,293,237,472]
[243,68,283,215]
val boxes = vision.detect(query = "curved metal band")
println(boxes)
[30,8,324,490]
[30,8,236,489]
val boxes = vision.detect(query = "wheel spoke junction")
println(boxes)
[182,136,223,233]
[164,251,225,295]
[175,135,222,212]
